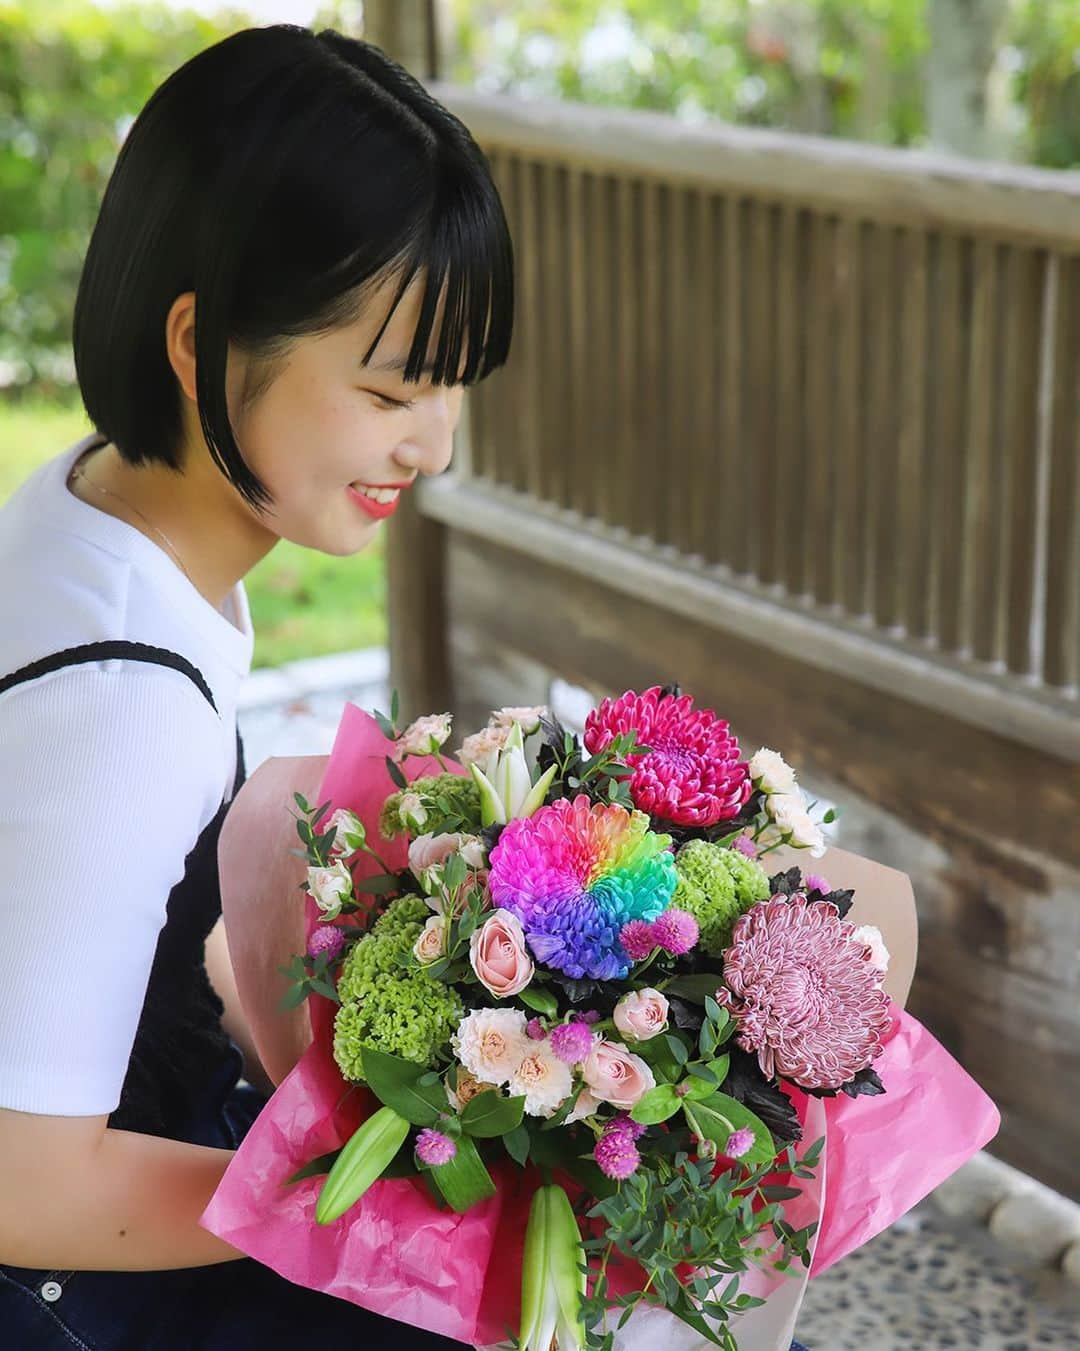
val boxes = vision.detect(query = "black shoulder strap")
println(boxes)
[0,640,217,712]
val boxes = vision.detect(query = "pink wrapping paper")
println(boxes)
[200,701,1001,1347]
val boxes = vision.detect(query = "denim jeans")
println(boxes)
[0,1046,464,1349]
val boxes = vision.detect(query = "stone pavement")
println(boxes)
[235,649,1080,1351]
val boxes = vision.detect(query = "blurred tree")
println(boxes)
[926,0,1013,159]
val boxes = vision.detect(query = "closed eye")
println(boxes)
[370,392,416,411]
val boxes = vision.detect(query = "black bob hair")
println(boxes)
[72,24,514,512]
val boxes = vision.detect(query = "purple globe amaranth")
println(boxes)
[487,794,676,981]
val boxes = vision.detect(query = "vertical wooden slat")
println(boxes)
[515,156,544,500]
[806,214,838,607]
[863,223,898,625]
[931,232,967,654]
[494,150,522,495]
[688,188,716,563]
[539,159,568,509]
[586,172,615,530]
[745,199,775,584]
[832,215,862,616]
[961,237,999,660]
[565,163,589,518]
[613,176,639,539]
[1043,254,1080,692]
[772,204,800,595]
[897,228,929,638]
[719,195,744,573]
[663,184,690,552]
[638,178,663,543]
[1000,247,1043,675]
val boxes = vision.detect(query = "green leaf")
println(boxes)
[503,1122,530,1166]
[390,688,400,723]
[663,974,723,1004]
[385,755,408,791]
[685,1093,776,1169]
[460,1091,526,1138]
[629,1083,682,1125]
[680,1070,719,1101]
[294,791,312,813]
[664,1034,689,1066]
[517,986,558,1017]
[282,1148,342,1185]
[760,1185,803,1202]
[360,1046,447,1126]
[353,874,400,895]
[427,1133,497,1212]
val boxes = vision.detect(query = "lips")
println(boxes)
[346,483,402,519]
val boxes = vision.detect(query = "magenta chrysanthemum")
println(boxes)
[583,685,752,828]
[619,920,657,961]
[487,794,677,980]
[549,1021,595,1064]
[725,1127,755,1159]
[718,895,891,1091]
[650,907,699,955]
[594,1128,642,1179]
[307,924,346,960]
[415,1128,457,1166]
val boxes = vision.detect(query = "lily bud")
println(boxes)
[519,1183,587,1351]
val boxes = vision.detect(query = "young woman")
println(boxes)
[0,23,510,1346]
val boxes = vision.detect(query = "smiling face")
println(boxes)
[226,267,468,556]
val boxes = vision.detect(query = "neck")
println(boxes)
[70,437,277,611]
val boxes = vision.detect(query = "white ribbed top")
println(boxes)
[0,434,254,1115]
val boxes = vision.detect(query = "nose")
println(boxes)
[393,386,464,479]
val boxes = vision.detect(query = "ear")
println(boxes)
[165,290,198,402]
[759,843,919,1009]
[216,753,329,1085]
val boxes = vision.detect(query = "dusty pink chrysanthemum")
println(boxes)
[619,919,657,961]
[549,1021,594,1064]
[725,1127,755,1159]
[594,1127,642,1179]
[650,907,700,955]
[307,924,346,960]
[415,1128,457,1166]
[584,685,752,827]
[717,895,891,1091]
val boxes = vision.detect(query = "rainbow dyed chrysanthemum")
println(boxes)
[486,794,678,981]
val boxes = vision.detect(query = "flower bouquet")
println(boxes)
[200,685,1001,1350]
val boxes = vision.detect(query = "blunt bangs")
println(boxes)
[72,24,514,512]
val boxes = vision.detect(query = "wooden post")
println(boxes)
[362,0,455,722]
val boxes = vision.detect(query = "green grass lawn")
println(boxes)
[0,394,387,669]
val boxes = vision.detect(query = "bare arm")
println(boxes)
[204,915,275,1097]
[0,1109,245,1270]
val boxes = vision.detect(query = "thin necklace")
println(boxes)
[68,459,195,588]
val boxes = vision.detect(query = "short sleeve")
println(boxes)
[0,663,226,1115]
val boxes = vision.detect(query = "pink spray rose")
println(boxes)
[582,1039,656,1110]
[612,989,669,1042]
[469,908,535,997]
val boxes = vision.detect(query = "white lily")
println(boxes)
[468,720,557,826]
[519,1183,587,1351]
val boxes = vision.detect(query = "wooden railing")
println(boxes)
[415,85,1080,760]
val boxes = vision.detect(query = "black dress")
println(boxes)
[0,641,466,1349]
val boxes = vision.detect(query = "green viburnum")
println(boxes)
[378,772,482,841]
[333,895,464,1082]
[671,840,771,956]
